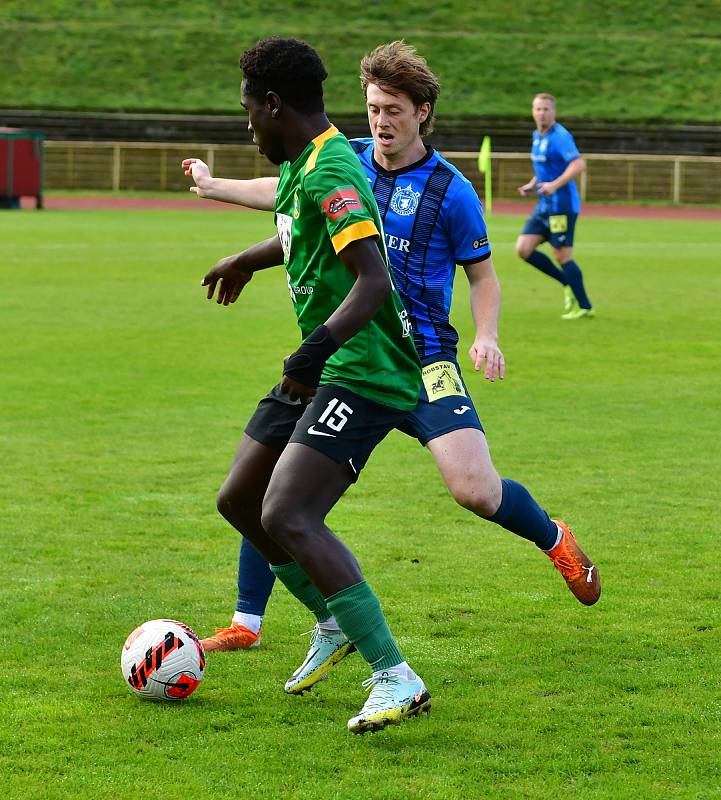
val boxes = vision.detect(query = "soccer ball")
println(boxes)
[121,619,205,700]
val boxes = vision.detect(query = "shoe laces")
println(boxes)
[302,624,333,646]
[359,673,402,712]
[551,546,584,581]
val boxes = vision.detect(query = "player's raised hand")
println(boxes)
[181,158,212,196]
[469,336,505,382]
[201,255,253,305]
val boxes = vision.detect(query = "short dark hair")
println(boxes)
[239,37,328,114]
[360,41,440,136]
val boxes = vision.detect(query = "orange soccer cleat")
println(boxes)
[201,623,262,652]
[547,521,601,605]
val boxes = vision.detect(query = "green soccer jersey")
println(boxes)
[274,125,420,411]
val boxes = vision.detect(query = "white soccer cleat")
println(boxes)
[284,624,356,695]
[347,671,432,734]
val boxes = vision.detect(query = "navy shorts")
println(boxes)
[397,356,484,446]
[245,383,410,480]
[522,208,578,248]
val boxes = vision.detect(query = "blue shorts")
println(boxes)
[522,209,578,248]
[397,356,484,446]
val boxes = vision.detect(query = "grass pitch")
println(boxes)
[1,206,720,799]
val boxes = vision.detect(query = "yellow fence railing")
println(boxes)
[44,141,721,205]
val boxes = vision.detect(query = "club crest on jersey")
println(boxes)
[390,184,420,216]
[322,188,362,221]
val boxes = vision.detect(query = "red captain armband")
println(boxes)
[321,188,363,221]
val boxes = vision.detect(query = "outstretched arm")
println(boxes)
[181,158,278,210]
[465,257,505,382]
[201,235,284,305]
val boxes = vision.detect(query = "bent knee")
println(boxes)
[553,247,573,264]
[451,486,501,517]
[216,482,257,522]
[515,239,535,260]
[260,500,306,545]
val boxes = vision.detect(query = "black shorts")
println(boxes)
[244,383,410,480]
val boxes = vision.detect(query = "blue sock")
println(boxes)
[525,250,567,285]
[487,478,559,550]
[561,260,592,309]
[236,537,276,616]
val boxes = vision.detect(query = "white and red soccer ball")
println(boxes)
[121,619,205,700]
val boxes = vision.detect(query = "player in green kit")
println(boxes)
[200,36,430,734]
[272,127,418,408]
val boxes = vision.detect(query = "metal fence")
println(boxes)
[44,141,721,205]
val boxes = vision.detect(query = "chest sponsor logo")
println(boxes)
[287,274,314,303]
[276,213,293,261]
[385,233,410,253]
[321,188,362,221]
[421,361,467,401]
[390,184,420,216]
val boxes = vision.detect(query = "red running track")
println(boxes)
[21,194,721,221]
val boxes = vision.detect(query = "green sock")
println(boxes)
[326,581,403,671]
[269,562,331,623]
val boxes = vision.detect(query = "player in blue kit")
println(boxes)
[516,93,594,320]
[182,44,600,674]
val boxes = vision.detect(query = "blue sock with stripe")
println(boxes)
[525,250,567,284]
[562,260,592,309]
[236,537,276,616]
[487,478,559,550]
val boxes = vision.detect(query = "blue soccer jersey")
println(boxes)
[351,139,491,360]
[530,122,581,215]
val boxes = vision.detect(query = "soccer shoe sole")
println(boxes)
[561,308,596,320]
[201,637,261,652]
[348,689,432,735]
[285,642,357,695]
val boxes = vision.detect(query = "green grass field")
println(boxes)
[2,0,721,119]
[2,206,720,799]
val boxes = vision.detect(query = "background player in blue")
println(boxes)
[181,43,600,662]
[516,93,594,320]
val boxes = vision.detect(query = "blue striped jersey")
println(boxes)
[351,139,491,360]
